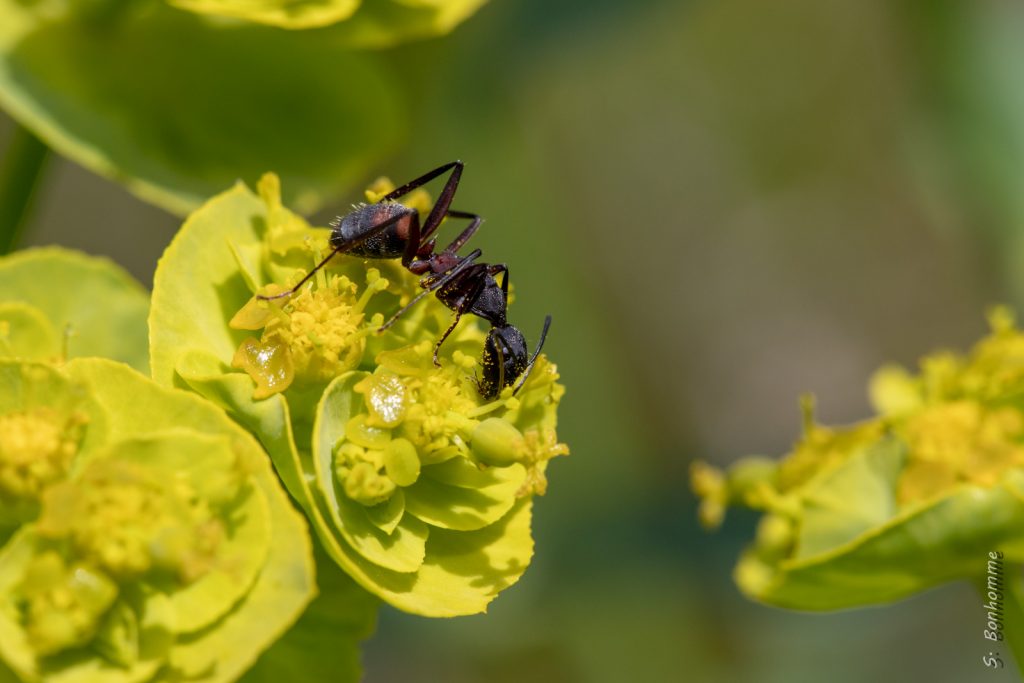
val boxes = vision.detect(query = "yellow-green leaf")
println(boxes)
[168,0,360,29]
[324,0,490,48]
[62,358,317,682]
[0,302,59,362]
[0,248,149,372]
[0,1,405,215]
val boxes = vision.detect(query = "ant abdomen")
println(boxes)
[331,203,413,259]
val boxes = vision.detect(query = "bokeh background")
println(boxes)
[5,0,1024,680]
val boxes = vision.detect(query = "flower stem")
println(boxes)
[0,123,50,255]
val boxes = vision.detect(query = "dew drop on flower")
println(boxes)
[360,372,408,427]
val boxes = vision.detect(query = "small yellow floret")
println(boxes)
[36,459,226,584]
[18,552,117,657]
[0,408,84,503]
[897,402,1024,503]
[231,269,388,397]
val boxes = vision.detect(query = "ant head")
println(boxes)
[479,325,530,399]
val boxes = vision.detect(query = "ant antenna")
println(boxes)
[257,246,342,301]
[258,211,413,302]
[512,315,552,395]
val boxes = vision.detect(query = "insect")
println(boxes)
[378,250,553,398]
[258,161,552,396]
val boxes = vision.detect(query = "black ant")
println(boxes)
[257,161,552,397]
[379,250,553,398]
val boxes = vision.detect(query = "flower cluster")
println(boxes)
[150,173,568,616]
[692,308,1024,610]
[0,249,316,683]
[0,358,314,682]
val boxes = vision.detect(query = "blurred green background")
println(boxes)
[5,0,1024,680]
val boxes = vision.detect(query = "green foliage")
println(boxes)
[0,248,149,373]
[0,358,318,682]
[167,0,489,40]
[693,308,1024,610]
[0,248,382,681]
[168,0,362,29]
[0,0,408,214]
[239,547,376,683]
[149,174,568,616]
[305,0,491,47]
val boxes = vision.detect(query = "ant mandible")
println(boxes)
[258,161,551,397]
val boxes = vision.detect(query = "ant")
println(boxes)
[380,250,553,398]
[258,161,551,397]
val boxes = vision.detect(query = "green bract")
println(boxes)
[168,0,488,39]
[0,357,315,682]
[692,309,1024,610]
[0,0,406,214]
[150,173,568,616]
[0,248,149,373]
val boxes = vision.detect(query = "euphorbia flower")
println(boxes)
[692,309,1024,616]
[150,172,569,616]
[0,358,316,683]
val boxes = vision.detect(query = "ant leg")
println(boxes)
[380,161,463,245]
[432,270,491,366]
[512,315,552,394]
[421,166,463,243]
[258,209,413,301]
[379,249,483,331]
[438,211,483,255]
[400,210,422,268]
[410,210,482,273]
[380,161,462,202]
[433,311,464,367]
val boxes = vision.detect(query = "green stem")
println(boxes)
[0,123,50,255]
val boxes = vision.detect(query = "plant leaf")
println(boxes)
[239,548,377,683]
[0,302,59,362]
[150,183,267,387]
[0,248,149,372]
[737,468,1024,610]
[323,0,490,48]
[0,1,406,214]
[61,358,317,682]
[168,0,361,29]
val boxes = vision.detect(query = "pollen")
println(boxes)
[897,402,1024,503]
[231,268,389,396]
[0,407,85,504]
[35,459,225,584]
[334,442,396,506]
[515,427,570,497]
